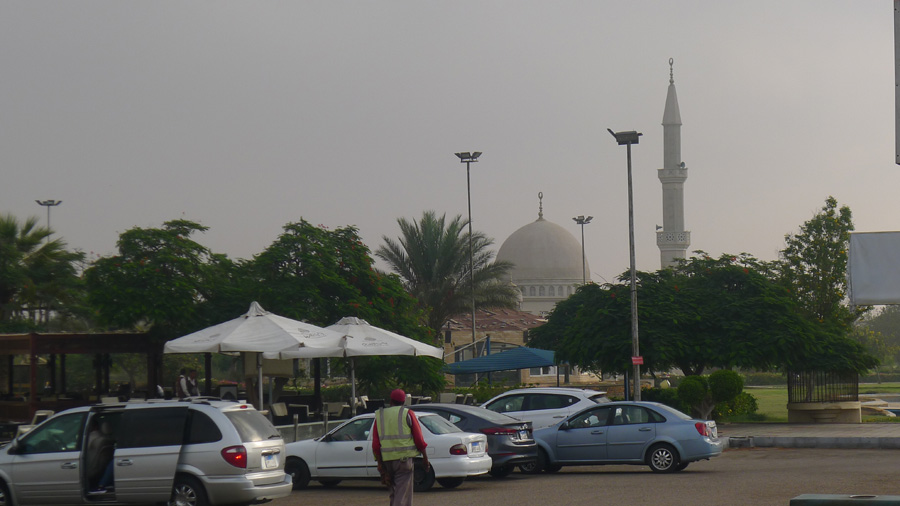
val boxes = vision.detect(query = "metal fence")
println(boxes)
[787,370,858,403]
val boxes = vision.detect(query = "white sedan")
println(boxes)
[284,412,491,491]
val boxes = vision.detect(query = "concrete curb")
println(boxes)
[725,435,900,450]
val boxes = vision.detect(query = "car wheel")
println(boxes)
[285,458,311,490]
[544,463,562,473]
[520,448,548,474]
[318,479,342,488]
[488,465,514,478]
[413,462,436,492]
[647,443,680,473]
[436,477,465,489]
[169,475,209,506]
[674,462,689,472]
[0,479,11,506]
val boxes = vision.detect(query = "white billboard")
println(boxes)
[849,231,900,304]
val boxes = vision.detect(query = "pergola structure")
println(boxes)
[0,332,161,422]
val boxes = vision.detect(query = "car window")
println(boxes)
[527,394,576,411]
[611,406,656,425]
[118,407,189,448]
[330,418,374,441]
[569,407,610,429]
[186,410,223,444]
[418,414,462,435]
[18,412,85,454]
[485,394,525,413]
[224,409,281,442]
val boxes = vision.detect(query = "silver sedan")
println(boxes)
[526,401,724,473]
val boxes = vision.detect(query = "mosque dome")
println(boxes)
[496,216,587,283]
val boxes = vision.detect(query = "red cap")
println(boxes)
[390,389,407,404]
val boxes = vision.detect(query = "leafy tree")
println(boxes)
[84,219,233,338]
[778,196,862,328]
[528,253,877,376]
[677,370,744,419]
[376,211,519,334]
[857,306,900,367]
[0,214,84,330]
[247,220,444,394]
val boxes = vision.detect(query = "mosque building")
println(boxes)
[443,60,688,387]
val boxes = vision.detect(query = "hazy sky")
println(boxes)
[2,2,897,284]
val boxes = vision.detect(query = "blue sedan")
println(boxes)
[526,401,724,473]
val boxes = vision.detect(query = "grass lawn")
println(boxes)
[721,382,900,423]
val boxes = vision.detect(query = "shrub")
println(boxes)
[714,391,759,419]
[643,387,690,413]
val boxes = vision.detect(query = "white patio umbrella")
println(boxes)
[164,301,344,409]
[266,316,443,415]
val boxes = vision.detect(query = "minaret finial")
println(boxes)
[538,192,543,219]
[669,58,674,85]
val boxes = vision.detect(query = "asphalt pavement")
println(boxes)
[720,422,900,449]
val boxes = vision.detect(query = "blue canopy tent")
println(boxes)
[444,347,556,375]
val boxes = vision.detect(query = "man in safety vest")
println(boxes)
[372,388,429,506]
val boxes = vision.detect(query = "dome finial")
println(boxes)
[538,192,543,219]
[669,58,674,85]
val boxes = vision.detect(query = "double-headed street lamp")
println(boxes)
[572,215,593,285]
[608,128,642,402]
[455,151,482,345]
[35,199,62,242]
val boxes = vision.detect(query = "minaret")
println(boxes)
[657,58,691,268]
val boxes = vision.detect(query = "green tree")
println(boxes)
[677,370,744,419]
[528,253,876,376]
[778,196,862,328]
[0,214,84,330]
[247,219,444,394]
[84,219,233,338]
[376,211,519,334]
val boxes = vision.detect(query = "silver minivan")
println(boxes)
[0,398,292,505]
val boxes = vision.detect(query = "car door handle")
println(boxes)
[590,430,605,435]
[61,462,78,469]
[117,459,134,467]
[261,449,281,456]
[552,415,565,418]
[355,446,364,451]
[639,427,652,432]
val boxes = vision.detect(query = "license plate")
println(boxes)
[518,430,528,440]
[264,454,278,469]
[471,441,482,453]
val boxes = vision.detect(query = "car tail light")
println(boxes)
[480,427,518,436]
[221,445,247,468]
[449,444,468,455]
[694,422,710,437]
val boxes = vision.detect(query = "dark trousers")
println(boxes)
[384,458,414,506]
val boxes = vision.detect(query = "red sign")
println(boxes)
[632,356,644,365]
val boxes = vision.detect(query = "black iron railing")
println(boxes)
[787,370,858,403]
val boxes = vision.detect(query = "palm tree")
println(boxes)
[376,211,518,334]
[0,214,83,326]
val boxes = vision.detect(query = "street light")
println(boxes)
[608,128,643,401]
[35,199,62,242]
[455,151,482,345]
[572,215,593,285]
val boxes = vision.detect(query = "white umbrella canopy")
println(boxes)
[164,302,344,409]
[267,316,444,415]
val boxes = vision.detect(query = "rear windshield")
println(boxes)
[418,414,462,435]
[224,410,281,442]
[590,394,611,404]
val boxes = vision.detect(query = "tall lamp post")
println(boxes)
[572,215,593,285]
[607,129,643,401]
[455,151,482,347]
[35,199,62,242]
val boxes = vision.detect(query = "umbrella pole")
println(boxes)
[350,358,357,417]
[257,353,264,411]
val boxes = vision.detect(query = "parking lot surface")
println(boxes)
[270,448,900,506]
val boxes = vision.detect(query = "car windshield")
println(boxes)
[224,409,281,442]
[418,414,461,435]
[589,394,611,404]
